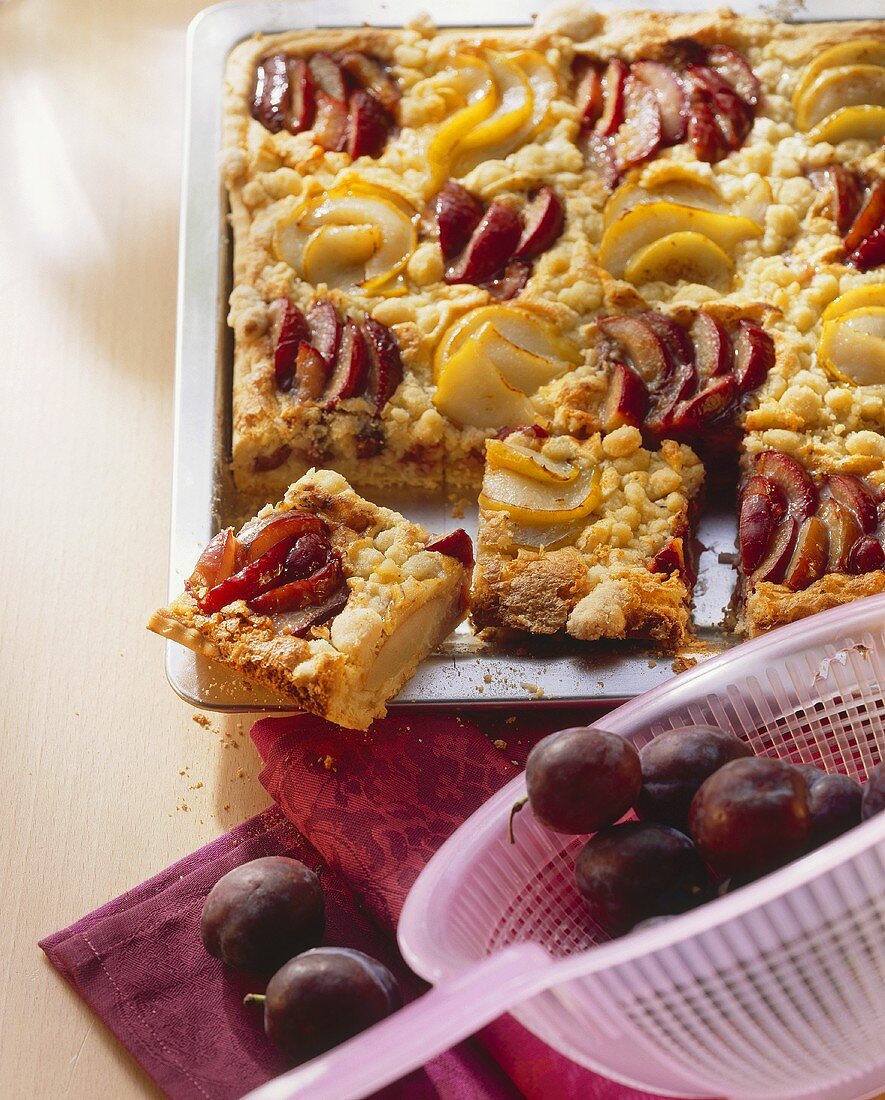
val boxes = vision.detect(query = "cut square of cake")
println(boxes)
[736,444,885,637]
[148,470,472,729]
[471,425,704,645]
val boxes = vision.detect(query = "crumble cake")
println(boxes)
[471,425,704,645]
[218,8,884,639]
[148,470,472,729]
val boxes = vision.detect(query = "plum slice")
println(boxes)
[808,166,864,236]
[782,515,829,590]
[613,75,662,173]
[603,362,649,431]
[308,53,347,101]
[513,188,565,262]
[444,201,522,285]
[271,298,309,391]
[252,54,290,134]
[732,320,774,393]
[293,342,330,402]
[755,452,816,522]
[598,314,672,384]
[188,528,241,593]
[739,475,786,574]
[240,512,327,565]
[845,179,885,253]
[362,317,403,413]
[690,311,731,382]
[819,498,863,572]
[313,92,349,151]
[346,90,391,160]
[848,225,885,272]
[847,535,885,575]
[338,51,401,112]
[249,555,344,615]
[286,58,316,134]
[827,473,879,533]
[426,528,474,568]
[596,59,628,137]
[307,301,342,367]
[575,59,604,130]
[705,45,760,108]
[630,61,687,145]
[325,320,369,407]
[435,181,484,262]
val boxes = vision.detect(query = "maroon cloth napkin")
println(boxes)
[252,709,670,1100]
[40,805,519,1100]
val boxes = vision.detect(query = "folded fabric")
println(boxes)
[40,805,520,1100]
[252,708,671,1100]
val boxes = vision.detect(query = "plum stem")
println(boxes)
[508,797,528,844]
[243,994,266,1007]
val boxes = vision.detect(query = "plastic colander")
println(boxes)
[244,594,885,1100]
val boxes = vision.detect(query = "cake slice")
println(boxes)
[148,470,471,730]
[471,425,704,646]
[736,445,885,637]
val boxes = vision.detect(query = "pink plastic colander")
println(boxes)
[244,595,885,1100]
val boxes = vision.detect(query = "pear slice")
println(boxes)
[434,304,580,378]
[822,284,885,323]
[604,170,723,227]
[301,225,380,288]
[452,54,533,174]
[480,465,602,526]
[427,54,497,190]
[514,49,559,136]
[807,104,885,145]
[274,191,417,292]
[818,307,885,386]
[475,325,570,393]
[598,201,761,279]
[623,230,734,289]
[433,336,537,428]
[486,437,579,484]
[794,65,885,131]
[793,39,885,110]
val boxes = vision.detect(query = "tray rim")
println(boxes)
[165,0,880,714]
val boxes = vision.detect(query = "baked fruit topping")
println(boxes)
[575,42,759,182]
[435,182,564,296]
[598,309,774,434]
[427,49,558,186]
[809,169,885,271]
[598,200,762,286]
[274,181,417,294]
[794,40,885,142]
[270,298,403,412]
[433,305,577,429]
[187,513,350,627]
[739,454,885,590]
[480,440,602,526]
[251,50,399,156]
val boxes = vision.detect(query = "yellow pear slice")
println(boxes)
[807,104,885,144]
[480,465,602,526]
[604,172,723,227]
[452,54,533,174]
[822,284,885,322]
[274,191,417,292]
[794,65,885,131]
[514,50,559,135]
[427,54,497,190]
[793,39,885,110]
[598,202,761,279]
[623,230,734,289]
[736,177,773,226]
[433,336,537,429]
[819,307,885,386]
[301,225,380,288]
[434,305,580,378]
[476,325,570,393]
[485,437,579,484]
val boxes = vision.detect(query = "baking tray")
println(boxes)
[165,0,875,713]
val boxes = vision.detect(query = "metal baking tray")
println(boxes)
[165,0,873,713]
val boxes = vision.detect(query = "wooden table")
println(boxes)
[0,2,272,1094]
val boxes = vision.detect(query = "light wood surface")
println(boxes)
[0,2,273,1095]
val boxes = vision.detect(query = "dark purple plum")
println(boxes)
[256,947,402,1063]
[804,770,862,847]
[201,856,325,974]
[862,762,885,820]
[575,821,707,935]
[636,724,752,829]
[525,726,641,834]
[689,758,810,877]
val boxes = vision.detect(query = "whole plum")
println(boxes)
[201,856,325,974]
[804,770,862,847]
[575,821,707,936]
[862,762,885,820]
[689,758,810,877]
[525,726,641,835]
[636,724,752,829]
[258,947,402,1063]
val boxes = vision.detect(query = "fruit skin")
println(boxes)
[525,727,641,835]
[346,89,391,160]
[426,528,474,569]
[689,758,810,877]
[636,725,752,830]
[847,535,885,574]
[862,762,885,820]
[513,187,565,263]
[444,200,522,286]
[362,317,403,413]
[263,947,402,1064]
[201,856,325,974]
[739,475,786,574]
[575,822,707,936]
[804,771,862,848]
[435,181,484,261]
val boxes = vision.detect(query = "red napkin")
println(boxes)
[41,706,673,1100]
[251,709,668,1100]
